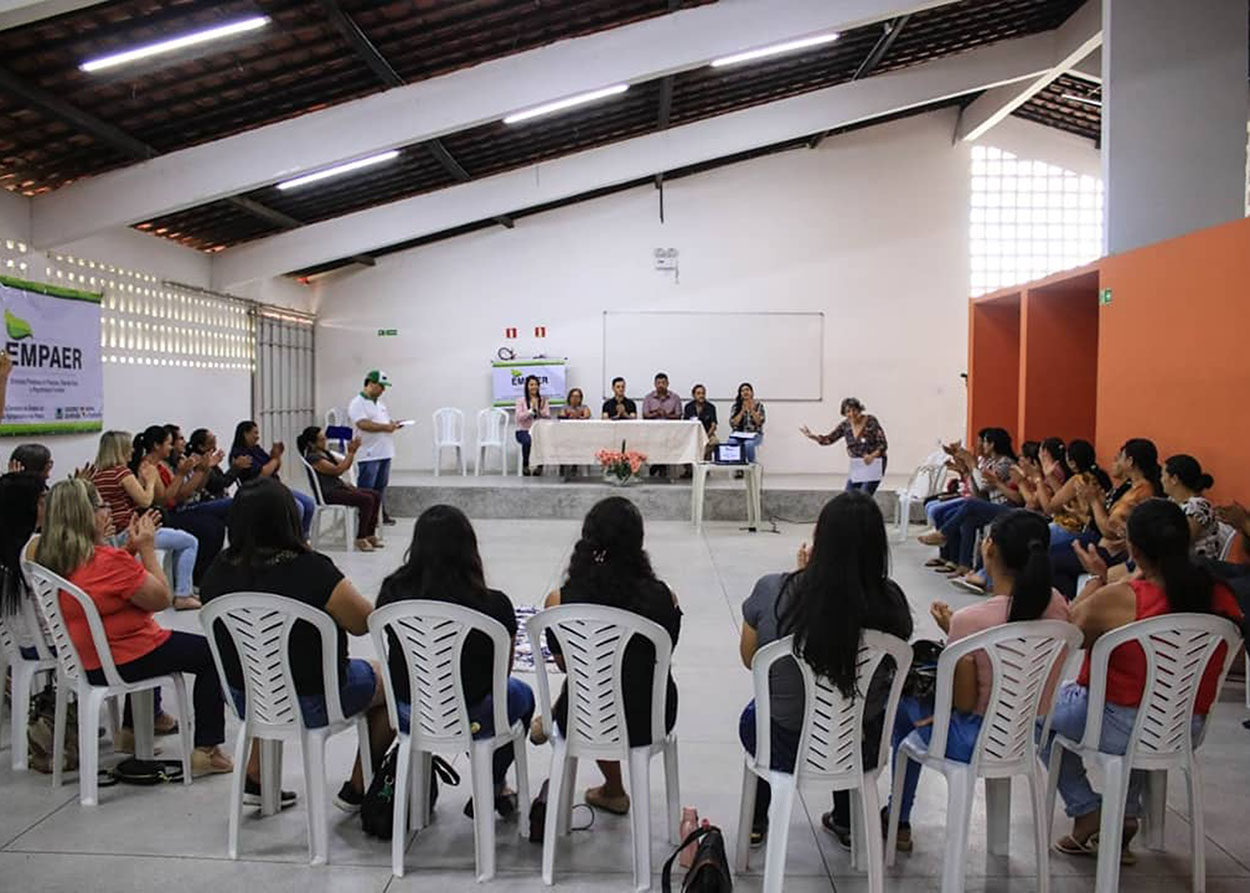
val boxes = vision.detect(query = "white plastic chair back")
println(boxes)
[929,620,1081,777]
[527,603,672,760]
[299,453,330,506]
[369,600,513,751]
[748,631,911,787]
[1077,614,1241,767]
[433,407,464,447]
[894,449,950,539]
[477,408,507,449]
[324,408,340,428]
[200,592,355,734]
[24,560,115,688]
[1215,522,1237,561]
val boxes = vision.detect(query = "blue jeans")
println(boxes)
[398,677,535,785]
[941,499,1012,568]
[230,657,376,728]
[355,458,391,514]
[515,430,533,468]
[1035,681,1204,818]
[927,497,967,529]
[112,526,198,597]
[1050,530,1117,599]
[891,694,984,825]
[289,488,315,538]
[735,433,762,464]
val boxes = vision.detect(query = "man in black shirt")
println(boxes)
[683,384,718,473]
[601,376,637,420]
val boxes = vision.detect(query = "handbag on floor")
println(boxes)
[27,682,78,774]
[360,744,459,840]
[98,757,184,786]
[661,824,733,892]
[902,639,944,702]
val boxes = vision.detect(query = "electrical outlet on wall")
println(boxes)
[653,247,678,270]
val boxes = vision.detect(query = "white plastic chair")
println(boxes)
[736,632,911,893]
[887,620,1082,893]
[527,604,681,892]
[23,560,194,805]
[893,449,949,542]
[0,592,58,770]
[299,454,356,552]
[475,408,509,476]
[368,600,531,880]
[1215,521,1237,561]
[199,592,374,865]
[1043,614,1241,893]
[432,407,466,476]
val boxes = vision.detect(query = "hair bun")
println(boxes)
[1200,473,1214,490]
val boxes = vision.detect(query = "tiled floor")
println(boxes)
[2,517,1248,892]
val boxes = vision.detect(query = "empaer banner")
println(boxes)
[1,276,103,436]
[491,358,567,408]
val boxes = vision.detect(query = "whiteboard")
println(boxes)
[602,311,823,402]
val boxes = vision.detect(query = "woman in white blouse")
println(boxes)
[515,375,551,476]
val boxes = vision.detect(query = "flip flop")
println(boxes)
[173,595,202,611]
[924,558,948,568]
[951,578,987,595]
[585,785,630,815]
[1054,832,1137,865]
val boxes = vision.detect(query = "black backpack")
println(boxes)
[360,745,459,840]
[662,825,733,892]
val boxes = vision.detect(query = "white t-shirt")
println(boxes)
[348,392,395,461]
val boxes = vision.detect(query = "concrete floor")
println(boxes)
[2,517,1248,892]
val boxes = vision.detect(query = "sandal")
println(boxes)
[464,788,519,819]
[585,785,630,815]
[1055,829,1137,865]
[923,558,948,568]
[153,712,180,736]
[173,595,202,611]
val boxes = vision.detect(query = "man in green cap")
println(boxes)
[348,370,399,525]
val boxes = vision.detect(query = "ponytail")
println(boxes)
[987,509,1055,622]
[129,425,168,474]
[1067,439,1111,491]
[1127,499,1216,614]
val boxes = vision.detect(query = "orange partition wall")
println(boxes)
[1096,216,1250,500]
[1019,268,1100,444]
[967,293,1021,444]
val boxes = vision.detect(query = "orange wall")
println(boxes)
[1097,216,1250,500]
[968,295,1021,444]
[1020,272,1100,444]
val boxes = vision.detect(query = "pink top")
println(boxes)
[947,590,1070,715]
[514,395,550,431]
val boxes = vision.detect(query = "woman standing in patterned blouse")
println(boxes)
[801,398,889,494]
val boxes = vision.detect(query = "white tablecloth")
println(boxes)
[529,419,708,465]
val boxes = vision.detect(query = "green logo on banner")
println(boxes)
[4,308,33,340]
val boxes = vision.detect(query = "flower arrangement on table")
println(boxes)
[596,440,647,484]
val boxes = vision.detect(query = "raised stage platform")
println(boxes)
[383,470,918,524]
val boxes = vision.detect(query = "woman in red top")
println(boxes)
[34,479,232,777]
[1040,498,1243,859]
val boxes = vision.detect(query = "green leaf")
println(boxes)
[5,308,33,340]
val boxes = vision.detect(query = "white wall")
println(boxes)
[314,110,1075,477]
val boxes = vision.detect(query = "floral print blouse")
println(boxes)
[817,415,888,458]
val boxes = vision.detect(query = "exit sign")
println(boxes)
[1099,289,1112,306]
[377,328,398,336]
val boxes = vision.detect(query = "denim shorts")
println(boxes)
[230,657,376,728]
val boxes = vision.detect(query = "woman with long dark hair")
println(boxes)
[152,424,229,588]
[729,382,765,466]
[229,420,315,537]
[542,496,681,815]
[1034,439,1111,551]
[376,505,533,817]
[199,478,390,811]
[514,374,550,476]
[1054,438,1161,598]
[297,425,382,551]
[1042,499,1242,858]
[1162,454,1221,559]
[889,509,1068,850]
[738,490,912,847]
[0,471,44,620]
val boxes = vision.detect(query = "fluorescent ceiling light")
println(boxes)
[276,151,401,191]
[503,84,629,124]
[1061,94,1102,108]
[710,32,839,68]
[80,15,270,73]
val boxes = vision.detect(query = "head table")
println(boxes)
[528,419,708,466]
